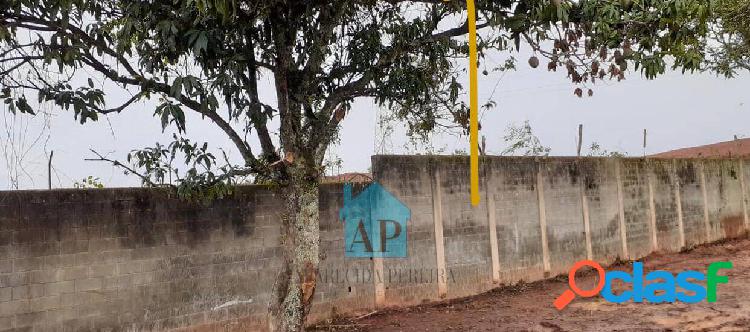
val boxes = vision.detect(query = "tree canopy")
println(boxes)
[709,0,750,76]
[0,0,718,191]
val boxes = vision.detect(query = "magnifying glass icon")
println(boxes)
[554,260,606,310]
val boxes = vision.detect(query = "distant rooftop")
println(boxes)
[650,138,750,158]
[321,172,372,183]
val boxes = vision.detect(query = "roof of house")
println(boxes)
[322,172,372,183]
[650,138,750,158]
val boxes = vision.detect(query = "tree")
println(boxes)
[501,120,551,156]
[708,0,750,76]
[0,0,717,330]
[587,141,627,157]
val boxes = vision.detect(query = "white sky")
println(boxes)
[1,49,748,189]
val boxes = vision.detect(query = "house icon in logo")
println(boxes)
[339,182,410,258]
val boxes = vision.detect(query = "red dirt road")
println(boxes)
[311,236,750,332]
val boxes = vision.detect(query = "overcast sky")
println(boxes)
[1,48,748,190]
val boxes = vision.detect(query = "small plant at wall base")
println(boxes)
[0,0,734,330]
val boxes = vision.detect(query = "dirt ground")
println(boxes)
[310,236,750,332]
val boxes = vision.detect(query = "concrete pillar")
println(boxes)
[615,160,629,260]
[485,183,500,284]
[647,170,658,251]
[430,167,448,298]
[739,160,749,231]
[536,164,551,274]
[579,181,593,261]
[699,162,711,242]
[673,160,686,249]
[373,257,385,307]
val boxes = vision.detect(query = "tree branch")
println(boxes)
[74,49,262,171]
[431,21,491,40]
[84,149,167,188]
[93,92,145,114]
[245,28,277,160]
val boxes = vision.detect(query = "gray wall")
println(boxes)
[369,155,748,309]
[0,187,284,331]
[0,156,748,331]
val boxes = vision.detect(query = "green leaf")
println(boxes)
[196,33,208,53]
[170,78,183,98]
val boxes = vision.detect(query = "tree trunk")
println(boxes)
[268,166,320,332]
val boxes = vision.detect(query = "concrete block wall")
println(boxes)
[702,160,745,239]
[369,155,750,308]
[649,159,682,253]
[431,158,492,300]
[370,157,442,307]
[579,158,623,263]
[676,159,708,247]
[309,184,375,320]
[485,158,544,284]
[0,155,748,331]
[539,159,587,276]
[620,159,652,260]
[0,187,285,332]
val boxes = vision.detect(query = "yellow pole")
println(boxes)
[467,0,480,206]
